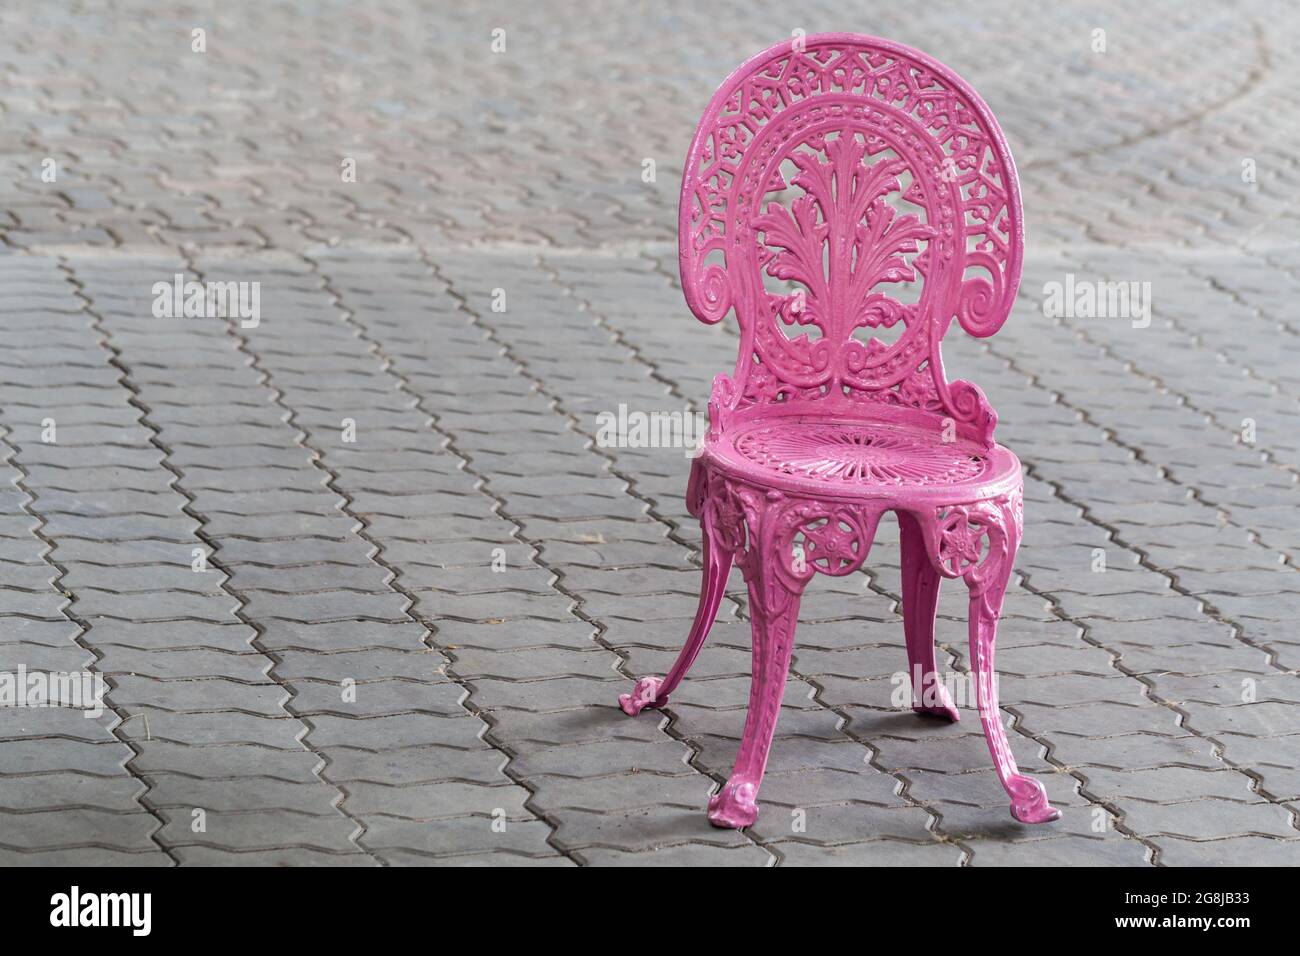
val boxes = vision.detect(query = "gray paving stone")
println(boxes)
[1081,767,1257,803]
[259,620,430,652]
[967,835,1152,866]
[750,803,935,844]
[144,775,344,814]
[110,676,288,714]
[274,648,447,682]
[345,780,532,820]
[170,846,378,866]
[291,678,466,717]
[580,843,772,866]
[0,739,134,776]
[96,647,271,682]
[0,808,161,851]
[550,806,753,851]
[382,849,574,866]
[306,714,487,750]
[1120,799,1298,840]
[1155,837,1300,866]
[491,706,668,746]
[0,847,173,866]
[362,817,557,858]
[511,739,693,778]
[154,807,361,853]
[130,742,324,782]
[325,745,507,786]
[773,838,964,866]
[0,772,146,812]
[1049,732,1222,769]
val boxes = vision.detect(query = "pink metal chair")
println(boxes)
[618,34,1060,829]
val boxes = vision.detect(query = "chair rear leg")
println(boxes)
[619,514,733,716]
[899,512,960,722]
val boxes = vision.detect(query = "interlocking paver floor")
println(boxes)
[0,0,1297,866]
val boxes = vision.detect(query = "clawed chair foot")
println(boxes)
[618,676,664,716]
[1008,775,1061,824]
[707,778,759,828]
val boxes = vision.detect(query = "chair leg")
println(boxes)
[968,545,1061,824]
[619,513,734,716]
[707,570,801,829]
[898,512,959,722]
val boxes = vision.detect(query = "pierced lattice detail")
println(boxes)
[680,34,1023,446]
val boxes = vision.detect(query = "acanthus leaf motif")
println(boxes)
[753,135,938,360]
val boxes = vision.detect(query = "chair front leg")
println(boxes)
[707,568,801,829]
[953,493,1060,824]
[969,575,1059,823]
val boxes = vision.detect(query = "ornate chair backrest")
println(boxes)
[680,34,1022,448]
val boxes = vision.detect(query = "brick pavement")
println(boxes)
[0,1,1297,865]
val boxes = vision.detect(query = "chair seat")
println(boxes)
[703,416,1021,501]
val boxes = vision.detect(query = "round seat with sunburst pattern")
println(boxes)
[720,417,1003,491]
[699,412,1022,504]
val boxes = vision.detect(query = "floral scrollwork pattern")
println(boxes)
[925,485,1022,603]
[700,467,1022,608]
[700,471,879,617]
